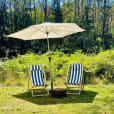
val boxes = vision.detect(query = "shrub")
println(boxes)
[0,50,114,85]
[102,78,110,84]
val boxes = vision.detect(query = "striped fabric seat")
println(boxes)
[30,65,44,86]
[68,64,82,85]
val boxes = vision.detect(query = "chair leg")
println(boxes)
[67,90,81,95]
[66,86,82,95]
[31,88,49,97]
[31,89,35,97]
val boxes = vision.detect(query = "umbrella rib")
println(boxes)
[25,28,40,40]
[26,27,47,39]
[46,26,59,35]
[37,26,47,34]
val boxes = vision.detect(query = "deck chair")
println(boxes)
[65,64,84,95]
[28,65,49,97]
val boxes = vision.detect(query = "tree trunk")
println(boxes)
[44,0,48,22]
[81,0,84,19]
[97,0,100,34]
[102,0,107,37]
[34,0,37,24]
[74,0,77,22]
[78,2,80,17]
[82,0,84,9]
[30,0,32,20]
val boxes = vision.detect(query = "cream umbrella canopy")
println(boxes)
[7,22,84,40]
[7,22,85,90]
[7,22,85,52]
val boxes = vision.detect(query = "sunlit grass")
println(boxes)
[0,84,114,114]
[0,50,114,113]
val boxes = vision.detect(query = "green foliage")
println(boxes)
[61,2,74,22]
[102,78,110,84]
[0,0,113,57]
[0,50,114,85]
[92,77,102,85]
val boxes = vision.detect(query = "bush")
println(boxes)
[102,78,110,84]
[0,50,114,85]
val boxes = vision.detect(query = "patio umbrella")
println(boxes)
[7,22,85,90]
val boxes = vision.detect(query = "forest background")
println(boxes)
[0,0,113,58]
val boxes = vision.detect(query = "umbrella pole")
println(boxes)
[47,33,53,91]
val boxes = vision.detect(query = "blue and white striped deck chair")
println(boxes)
[28,65,49,97]
[65,64,84,95]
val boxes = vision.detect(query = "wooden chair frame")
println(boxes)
[28,65,49,97]
[65,64,84,95]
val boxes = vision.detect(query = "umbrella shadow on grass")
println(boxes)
[13,90,98,105]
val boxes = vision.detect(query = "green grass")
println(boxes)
[0,84,114,114]
[0,50,114,113]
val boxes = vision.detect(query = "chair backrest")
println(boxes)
[68,64,83,85]
[30,65,45,86]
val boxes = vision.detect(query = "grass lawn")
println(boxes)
[0,84,114,114]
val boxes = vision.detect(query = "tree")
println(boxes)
[74,0,77,22]
[0,0,113,58]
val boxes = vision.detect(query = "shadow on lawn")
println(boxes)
[13,90,98,105]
